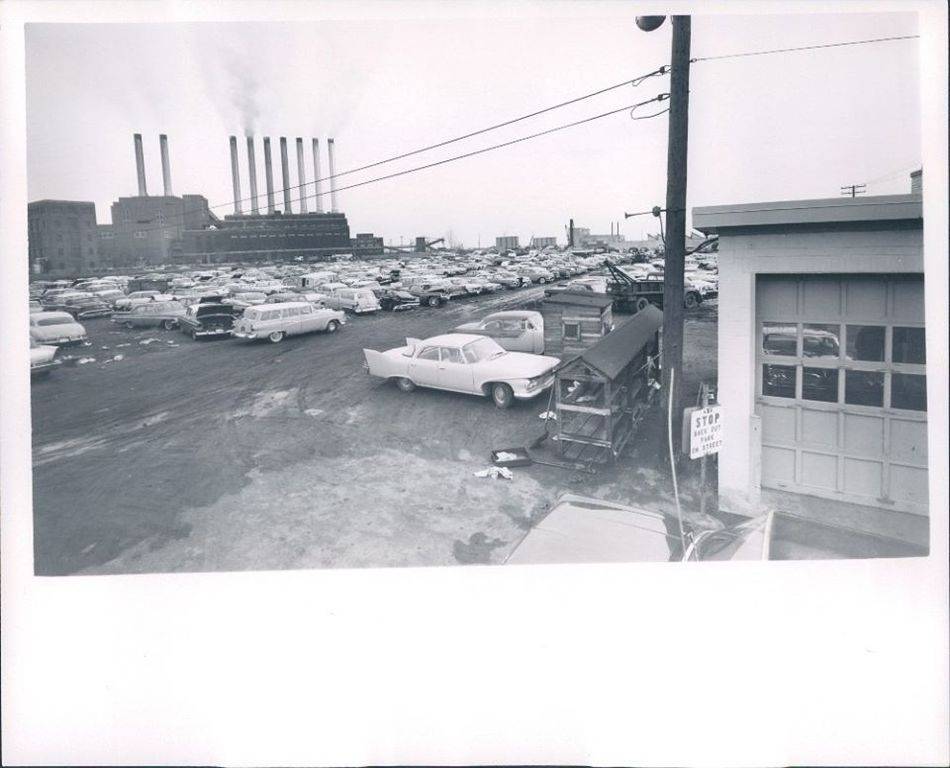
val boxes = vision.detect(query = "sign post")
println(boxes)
[682,384,722,517]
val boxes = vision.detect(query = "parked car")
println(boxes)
[324,287,381,314]
[30,338,61,377]
[363,333,559,408]
[113,300,187,330]
[29,300,44,314]
[113,291,163,312]
[29,311,88,345]
[453,310,545,354]
[505,493,773,564]
[178,303,236,340]
[61,295,112,320]
[375,289,421,312]
[232,302,345,343]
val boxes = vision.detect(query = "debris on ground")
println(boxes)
[115,343,131,348]
[473,466,513,480]
[113,354,124,361]
[538,411,557,421]
[494,451,520,462]
[77,357,96,365]
[139,338,159,345]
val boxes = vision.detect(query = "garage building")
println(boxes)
[693,192,928,545]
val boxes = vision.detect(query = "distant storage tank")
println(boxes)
[296,138,308,214]
[229,136,242,214]
[327,137,338,213]
[263,137,275,214]
[247,136,260,215]
[311,138,324,213]
[133,133,148,196]
[159,134,172,196]
[279,137,292,213]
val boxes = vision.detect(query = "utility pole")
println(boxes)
[662,16,691,448]
[840,183,866,198]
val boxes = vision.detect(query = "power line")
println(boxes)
[130,95,670,237]
[691,34,919,62]
[110,33,920,235]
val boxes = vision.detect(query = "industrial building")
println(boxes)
[28,200,100,275]
[530,236,557,249]
[177,134,358,263]
[495,235,520,251]
[694,180,928,551]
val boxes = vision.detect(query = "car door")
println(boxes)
[437,346,475,392]
[407,345,442,387]
[523,317,543,353]
[298,304,322,333]
[498,318,533,352]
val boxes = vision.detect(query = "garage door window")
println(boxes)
[756,275,928,514]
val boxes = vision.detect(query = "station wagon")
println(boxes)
[232,301,346,343]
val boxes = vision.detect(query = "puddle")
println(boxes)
[452,532,507,564]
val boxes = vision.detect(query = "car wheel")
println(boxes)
[538,277,547,284]
[428,296,440,307]
[684,292,700,309]
[636,297,650,313]
[491,383,514,409]
[124,321,134,329]
[396,377,416,393]
[268,331,285,343]
[162,319,177,330]
[190,330,197,340]
[326,320,339,333]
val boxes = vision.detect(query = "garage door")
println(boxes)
[755,275,928,515]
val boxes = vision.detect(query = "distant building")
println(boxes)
[28,200,100,276]
[108,194,211,267]
[496,235,520,251]
[352,232,385,257]
[910,168,922,194]
[178,211,351,264]
[531,236,557,248]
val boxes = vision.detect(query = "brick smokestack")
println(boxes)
[295,138,309,214]
[279,137,292,213]
[246,136,259,215]
[133,133,148,196]
[327,137,338,213]
[311,138,324,213]
[159,134,172,196]
[263,137,275,214]
[229,136,242,214]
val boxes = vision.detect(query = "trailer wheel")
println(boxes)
[538,277,547,285]
[684,291,700,309]
[636,297,650,313]
[396,377,416,393]
[491,383,514,409]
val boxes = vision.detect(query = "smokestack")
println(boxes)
[159,134,172,196]
[246,136,259,215]
[327,137,338,213]
[133,133,148,196]
[229,136,242,214]
[569,218,574,247]
[279,137,292,214]
[263,137,275,214]
[311,138,324,213]
[295,138,309,214]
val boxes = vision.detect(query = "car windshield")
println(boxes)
[463,337,506,363]
[36,317,70,326]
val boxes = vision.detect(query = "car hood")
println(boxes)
[453,322,483,333]
[478,352,559,379]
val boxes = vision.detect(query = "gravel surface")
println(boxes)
[31,289,720,575]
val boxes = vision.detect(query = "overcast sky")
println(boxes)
[25,8,921,246]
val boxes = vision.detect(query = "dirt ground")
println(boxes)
[31,288,720,576]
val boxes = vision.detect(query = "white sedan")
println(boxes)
[363,333,559,408]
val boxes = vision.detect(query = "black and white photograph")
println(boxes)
[2,0,947,765]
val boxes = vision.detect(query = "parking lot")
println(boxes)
[31,286,719,575]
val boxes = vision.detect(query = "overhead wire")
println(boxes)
[114,32,920,236]
[690,33,919,62]
[129,94,671,236]
[142,64,671,226]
